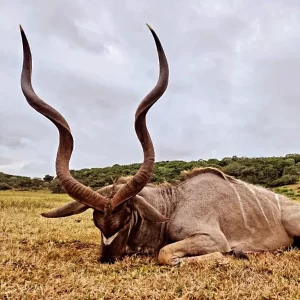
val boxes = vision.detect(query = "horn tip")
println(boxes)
[146,23,153,31]
[19,24,24,32]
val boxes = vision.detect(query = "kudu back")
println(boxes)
[19,25,300,265]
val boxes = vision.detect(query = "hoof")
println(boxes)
[225,250,249,260]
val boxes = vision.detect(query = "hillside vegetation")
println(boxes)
[2,154,300,197]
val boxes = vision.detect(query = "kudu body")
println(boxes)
[19,25,300,266]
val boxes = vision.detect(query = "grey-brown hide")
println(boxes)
[44,168,300,265]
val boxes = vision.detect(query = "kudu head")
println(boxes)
[19,24,169,263]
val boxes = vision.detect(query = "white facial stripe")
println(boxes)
[102,231,120,245]
[102,213,138,246]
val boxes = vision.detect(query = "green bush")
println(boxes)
[283,166,299,176]
[0,182,12,190]
[269,175,299,187]
[48,179,65,194]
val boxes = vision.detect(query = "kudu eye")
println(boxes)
[94,209,105,216]
[112,203,131,214]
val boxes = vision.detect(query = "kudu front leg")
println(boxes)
[158,233,231,266]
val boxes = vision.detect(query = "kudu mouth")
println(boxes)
[98,257,118,264]
[98,241,127,264]
[98,250,127,264]
[19,24,169,213]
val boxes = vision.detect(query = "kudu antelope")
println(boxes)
[20,25,300,266]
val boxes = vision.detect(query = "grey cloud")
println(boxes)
[0,135,27,148]
[0,157,16,166]
[8,0,110,54]
[20,161,51,178]
[35,67,139,118]
[1,0,300,177]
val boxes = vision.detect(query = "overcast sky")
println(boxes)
[1,0,300,177]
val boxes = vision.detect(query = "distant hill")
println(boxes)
[0,172,46,191]
[1,154,300,193]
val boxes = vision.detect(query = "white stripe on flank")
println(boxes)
[262,195,276,222]
[275,194,281,211]
[228,181,250,229]
[242,182,270,226]
[102,231,119,245]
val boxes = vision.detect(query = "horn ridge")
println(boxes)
[110,24,169,210]
[19,26,106,211]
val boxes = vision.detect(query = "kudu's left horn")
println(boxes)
[19,24,169,212]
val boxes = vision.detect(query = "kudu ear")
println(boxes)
[132,195,169,223]
[41,201,89,218]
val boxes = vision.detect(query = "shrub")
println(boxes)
[269,175,299,187]
[48,179,65,194]
[0,182,12,190]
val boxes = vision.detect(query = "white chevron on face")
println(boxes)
[102,231,120,245]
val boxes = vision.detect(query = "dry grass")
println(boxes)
[1,191,300,299]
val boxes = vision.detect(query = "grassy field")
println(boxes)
[1,190,300,299]
[273,182,300,201]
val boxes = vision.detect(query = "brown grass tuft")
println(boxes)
[148,181,174,188]
[181,167,229,181]
[1,190,300,299]
[116,176,134,184]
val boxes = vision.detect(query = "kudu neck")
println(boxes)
[140,185,180,218]
[127,185,180,253]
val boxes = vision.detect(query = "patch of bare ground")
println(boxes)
[1,191,300,299]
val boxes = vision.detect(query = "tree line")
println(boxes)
[1,153,300,193]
